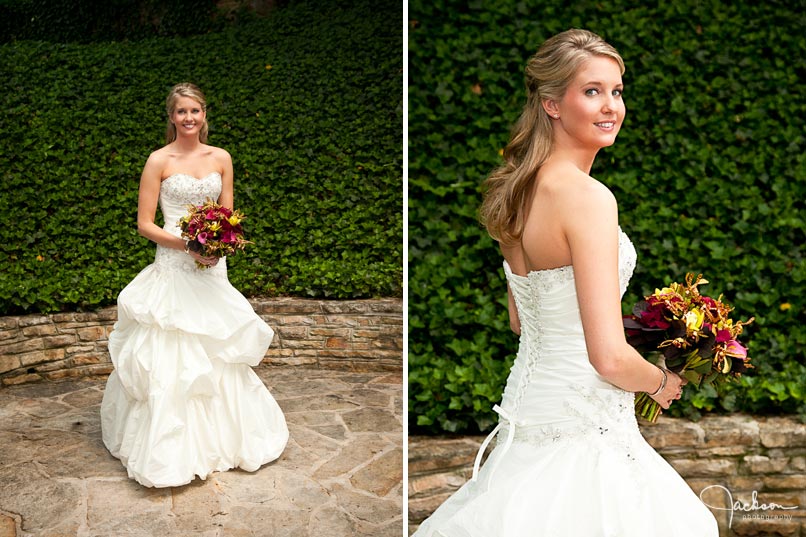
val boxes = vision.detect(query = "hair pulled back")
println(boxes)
[479,29,624,245]
[165,82,209,144]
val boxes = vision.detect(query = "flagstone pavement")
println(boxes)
[0,367,403,537]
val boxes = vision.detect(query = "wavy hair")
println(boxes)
[165,82,209,144]
[479,29,624,245]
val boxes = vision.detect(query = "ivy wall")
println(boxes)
[409,0,806,433]
[0,0,403,314]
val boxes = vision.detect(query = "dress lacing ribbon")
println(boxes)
[471,404,520,489]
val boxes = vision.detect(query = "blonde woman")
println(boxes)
[414,30,717,536]
[100,83,288,488]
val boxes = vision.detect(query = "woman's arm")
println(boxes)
[217,149,234,210]
[506,283,521,335]
[136,153,186,250]
[562,176,681,408]
[499,243,522,335]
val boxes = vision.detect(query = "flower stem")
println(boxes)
[635,392,661,423]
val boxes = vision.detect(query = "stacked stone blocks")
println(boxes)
[0,298,403,386]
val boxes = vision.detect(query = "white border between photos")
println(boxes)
[401,0,409,535]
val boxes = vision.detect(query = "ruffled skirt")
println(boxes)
[100,254,288,488]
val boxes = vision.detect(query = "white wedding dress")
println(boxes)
[414,228,718,536]
[101,172,288,488]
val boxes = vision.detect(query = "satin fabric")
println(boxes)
[414,229,718,536]
[101,173,288,487]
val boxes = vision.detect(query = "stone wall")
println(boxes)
[409,415,806,536]
[0,298,402,386]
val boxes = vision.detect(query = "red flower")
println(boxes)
[701,296,717,309]
[221,230,236,244]
[640,305,671,329]
[715,329,732,343]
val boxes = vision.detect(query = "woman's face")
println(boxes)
[170,96,205,140]
[555,56,625,149]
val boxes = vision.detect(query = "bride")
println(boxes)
[414,30,718,536]
[100,83,288,488]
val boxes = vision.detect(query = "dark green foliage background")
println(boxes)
[0,0,402,314]
[0,0,219,43]
[409,0,806,434]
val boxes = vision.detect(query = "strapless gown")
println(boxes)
[413,228,718,536]
[100,172,288,488]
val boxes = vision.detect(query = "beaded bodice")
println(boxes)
[159,172,223,237]
[153,172,226,277]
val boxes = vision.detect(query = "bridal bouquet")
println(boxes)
[178,199,251,269]
[623,273,754,422]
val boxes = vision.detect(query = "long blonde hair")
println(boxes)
[479,29,624,245]
[165,82,209,144]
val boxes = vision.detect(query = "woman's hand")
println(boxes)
[184,239,218,267]
[188,248,219,267]
[649,369,686,409]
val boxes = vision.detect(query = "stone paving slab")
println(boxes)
[0,367,403,537]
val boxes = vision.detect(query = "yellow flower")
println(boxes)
[265,64,272,70]
[683,308,705,331]
[208,222,222,232]
[228,215,241,226]
[780,303,792,311]
[653,287,678,301]
[498,148,504,156]
[36,255,44,262]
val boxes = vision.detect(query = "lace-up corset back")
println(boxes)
[159,173,223,238]
[505,227,635,343]
[500,227,637,414]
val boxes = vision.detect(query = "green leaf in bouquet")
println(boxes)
[664,353,686,371]
[702,370,720,386]
[686,352,710,367]
[686,352,713,376]
[691,360,713,376]
[683,370,703,387]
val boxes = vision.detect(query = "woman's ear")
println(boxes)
[542,99,560,119]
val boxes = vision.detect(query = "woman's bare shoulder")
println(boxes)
[143,146,172,173]
[538,164,616,214]
[202,144,231,159]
